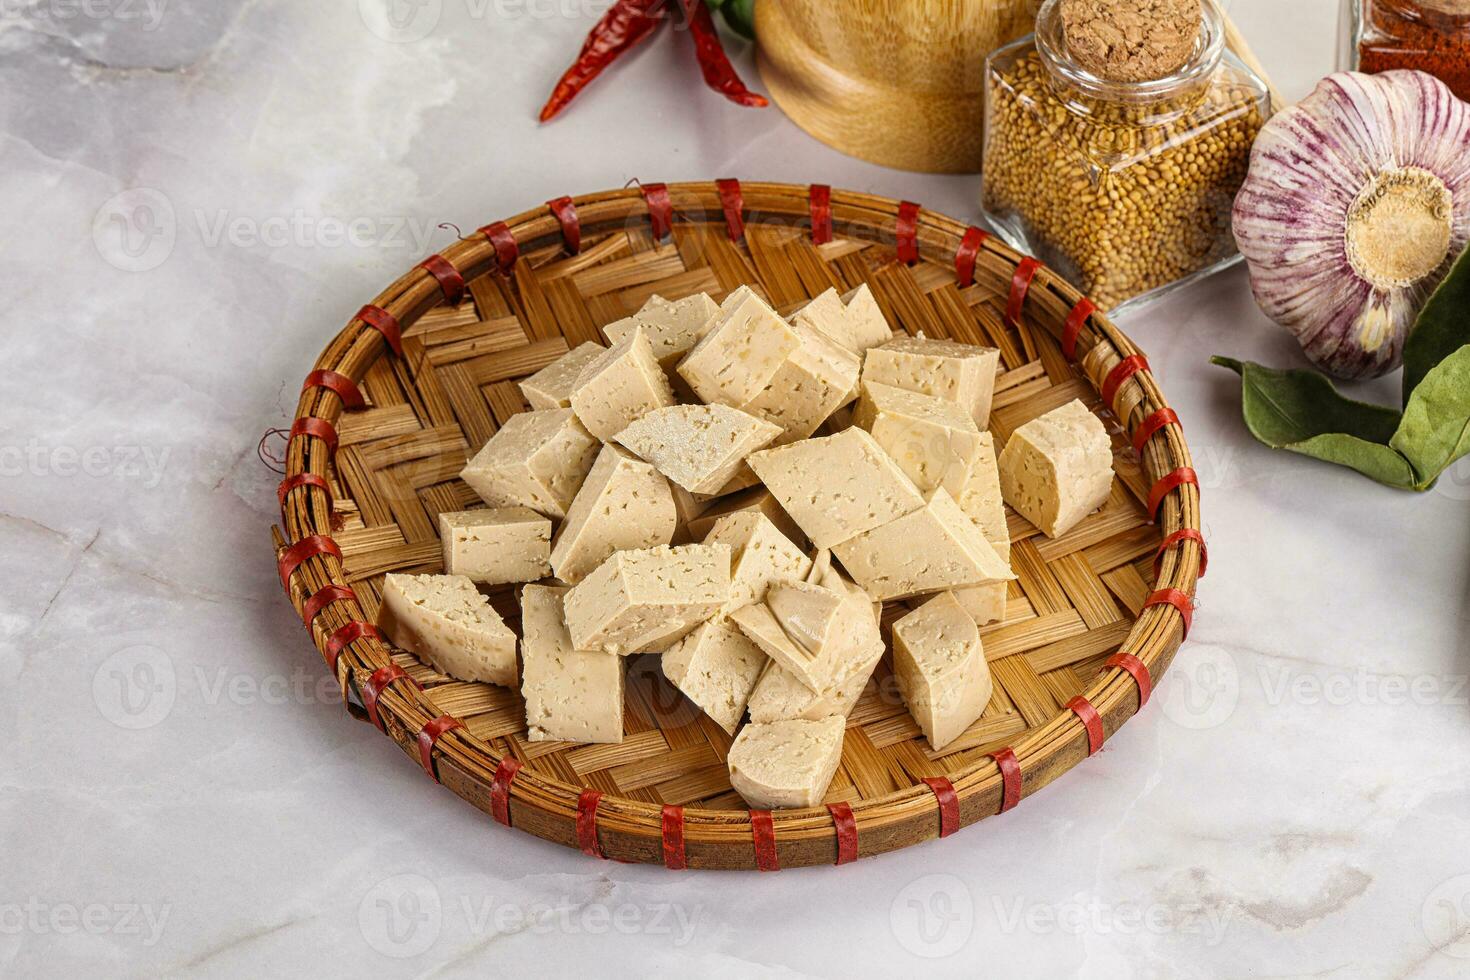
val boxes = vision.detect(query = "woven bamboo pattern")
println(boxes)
[271,181,1203,870]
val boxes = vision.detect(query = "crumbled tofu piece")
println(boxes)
[439,507,552,585]
[740,324,860,444]
[564,544,731,655]
[676,286,801,407]
[840,284,898,353]
[518,341,607,410]
[861,335,1001,427]
[662,619,768,735]
[703,512,813,613]
[460,408,599,520]
[892,592,994,751]
[521,585,624,744]
[684,487,807,549]
[747,427,926,549]
[954,581,1008,627]
[551,444,677,584]
[604,293,721,370]
[957,431,1010,561]
[833,487,1015,601]
[376,574,517,686]
[728,716,846,809]
[746,642,883,723]
[854,381,984,496]
[568,326,677,442]
[998,399,1114,538]
[614,403,781,495]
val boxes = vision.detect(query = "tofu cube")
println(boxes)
[861,336,1001,428]
[439,507,552,585]
[766,580,873,665]
[684,487,806,550]
[376,574,517,686]
[518,341,607,410]
[728,716,846,809]
[564,544,731,655]
[460,408,599,520]
[521,585,624,744]
[746,643,883,724]
[833,487,1015,601]
[662,619,768,734]
[957,431,1010,562]
[551,444,677,584]
[739,324,860,445]
[676,286,801,407]
[791,284,893,355]
[614,403,781,495]
[854,381,984,496]
[569,325,676,442]
[747,427,926,550]
[954,581,1009,627]
[703,511,813,613]
[603,293,721,370]
[998,399,1115,538]
[892,592,994,751]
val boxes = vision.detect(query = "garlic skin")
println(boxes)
[1233,71,1470,379]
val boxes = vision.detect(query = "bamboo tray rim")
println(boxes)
[271,179,1203,869]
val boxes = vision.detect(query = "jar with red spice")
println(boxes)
[1343,0,1470,99]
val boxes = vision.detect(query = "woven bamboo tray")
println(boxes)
[271,180,1203,870]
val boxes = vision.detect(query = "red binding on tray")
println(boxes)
[1133,407,1180,455]
[419,254,465,304]
[577,790,605,858]
[1067,695,1105,755]
[955,226,989,288]
[490,756,522,827]
[1154,527,1208,578]
[1102,354,1150,409]
[301,583,356,625]
[289,416,338,457]
[546,196,581,255]
[1147,467,1199,521]
[301,369,364,410]
[641,183,673,241]
[277,534,341,590]
[661,805,687,870]
[277,473,331,512]
[1006,257,1042,328]
[1062,297,1096,360]
[361,664,420,730]
[895,200,921,265]
[323,621,380,671]
[826,802,858,865]
[809,184,833,246]
[750,810,779,871]
[417,715,463,782]
[1106,652,1152,709]
[992,748,1022,813]
[356,305,404,358]
[715,179,744,242]
[922,777,961,838]
[479,222,519,275]
[1145,588,1195,638]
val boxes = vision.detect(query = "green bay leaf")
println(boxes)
[1211,356,1419,489]
[1391,344,1470,490]
[1403,243,1470,404]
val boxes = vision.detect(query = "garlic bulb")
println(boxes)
[1233,71,1470,379]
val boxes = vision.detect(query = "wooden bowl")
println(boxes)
[755,0,1043,173]
[272,180,1203,869]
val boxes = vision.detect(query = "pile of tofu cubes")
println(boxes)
[375,284,1116,810]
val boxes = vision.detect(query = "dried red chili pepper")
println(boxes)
[680,0,769,109]
[539,0,670,123]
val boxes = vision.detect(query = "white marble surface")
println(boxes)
[2,0,1469,976]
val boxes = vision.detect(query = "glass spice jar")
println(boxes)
[979,0,1271,312]
[1343,0,1470,100]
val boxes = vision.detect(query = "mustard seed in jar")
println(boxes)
[980,0,1270,311]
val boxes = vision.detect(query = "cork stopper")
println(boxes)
[1059,0,1204,82]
